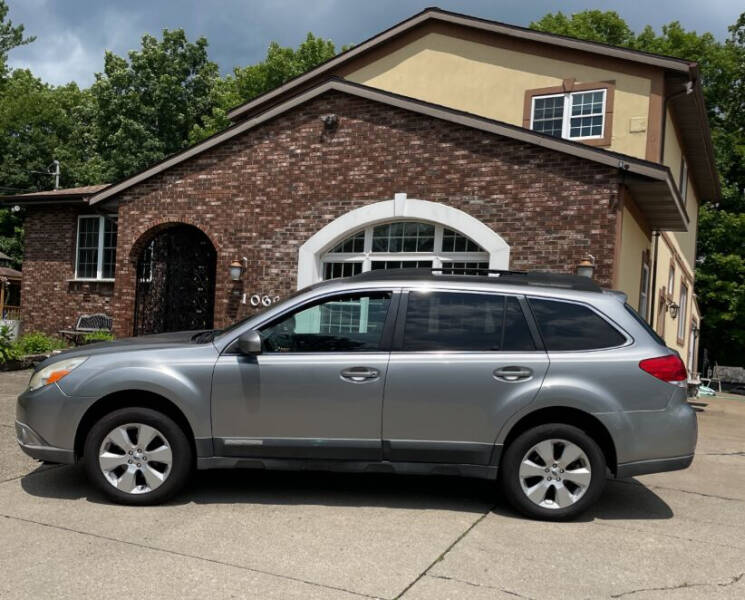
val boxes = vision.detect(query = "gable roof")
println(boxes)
[227,7,695,123]
[87,77,687,230]
[224,6,718,203]
[1,184,109,205]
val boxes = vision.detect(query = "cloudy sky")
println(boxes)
[6,0,743,87]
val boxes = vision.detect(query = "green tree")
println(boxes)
[91,29,221,180]
[530,10,635,47]
[189,33,341,142]
[0,0,34,82]
[0,70,105,267]
[234,33,338,101]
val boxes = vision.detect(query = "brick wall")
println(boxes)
[21,91,621,337]
[21,205,114,336]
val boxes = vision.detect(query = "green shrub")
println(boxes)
[81,331,114,344]
[15,331,68,355]
[0,325,20,364]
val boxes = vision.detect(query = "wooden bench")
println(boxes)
[59,313,113,344]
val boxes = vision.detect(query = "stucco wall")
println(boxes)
[346,32,653,159]
[654,232,696,362]
[617,204,651,312]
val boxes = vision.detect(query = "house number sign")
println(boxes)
[249,294,281,307]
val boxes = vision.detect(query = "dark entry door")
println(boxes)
[133,225,216,335]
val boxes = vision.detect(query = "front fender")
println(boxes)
[57,352,216,439]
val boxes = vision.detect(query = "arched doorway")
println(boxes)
[133,224,216,336]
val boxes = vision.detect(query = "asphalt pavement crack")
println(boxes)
[613,478,745,503]
[393,503,496,599]
[0,513,382,599]
[426,573,536,599]
[610,572,745,598]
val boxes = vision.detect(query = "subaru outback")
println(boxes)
[16,269,697,520]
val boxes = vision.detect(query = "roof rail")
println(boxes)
[429,267,528,276]
[349,267,603,292]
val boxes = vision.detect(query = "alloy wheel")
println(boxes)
[518,438,592,509]
[98,423,173,494]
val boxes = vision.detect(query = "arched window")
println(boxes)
[321,221,489,280]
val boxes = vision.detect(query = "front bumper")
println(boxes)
[15,421,75,464]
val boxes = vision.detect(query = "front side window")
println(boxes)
[322,221,489,280]
[529,298,626,351]
[260,292,392,353]
[677,284,688,341]
[76,215,117,280]
[531,89,606,140]
[403,291,535,352]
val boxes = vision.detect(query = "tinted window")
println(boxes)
[529,298,626,351]
[403,292,534,351]
[261,292,391,352]
[624,303,665,346]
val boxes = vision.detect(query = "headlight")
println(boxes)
[27,357,88,392]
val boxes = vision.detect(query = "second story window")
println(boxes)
[531,89,607,141]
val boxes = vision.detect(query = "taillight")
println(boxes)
[639,355,688,386]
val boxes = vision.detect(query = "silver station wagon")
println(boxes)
[16,269,697,520]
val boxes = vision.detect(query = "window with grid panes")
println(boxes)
[321,221,489,280]
[531,89,606,140]
[76,215,117,280]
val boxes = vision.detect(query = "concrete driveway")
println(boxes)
[1,369,744,599]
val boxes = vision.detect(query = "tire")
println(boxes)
[83,407,193,505]
[500,423,606,521]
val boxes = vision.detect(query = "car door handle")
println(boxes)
[493,366,533,382]
[340,367,380,382]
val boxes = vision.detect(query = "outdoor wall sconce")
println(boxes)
[669,302,680,319]
[575,255,595,279]
[320,113,338,130]
[692,324,700,339]
[229,257,248,281]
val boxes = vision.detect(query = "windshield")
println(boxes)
[624,303,666,347]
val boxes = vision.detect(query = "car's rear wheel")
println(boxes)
[500,424,606,520]
[83,407,193,505]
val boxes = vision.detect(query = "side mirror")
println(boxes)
[237,330,262,355]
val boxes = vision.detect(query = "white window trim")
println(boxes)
[530,89,606,141]
[74,215,117,281]
[297,195,510,289]
[322,223,489,273]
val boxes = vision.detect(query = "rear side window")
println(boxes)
[624,303,666,346]
[529,298,626,351]
[403,291,535,351]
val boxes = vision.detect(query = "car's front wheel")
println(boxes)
[500,423,606,520]
[83,407,193,505]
